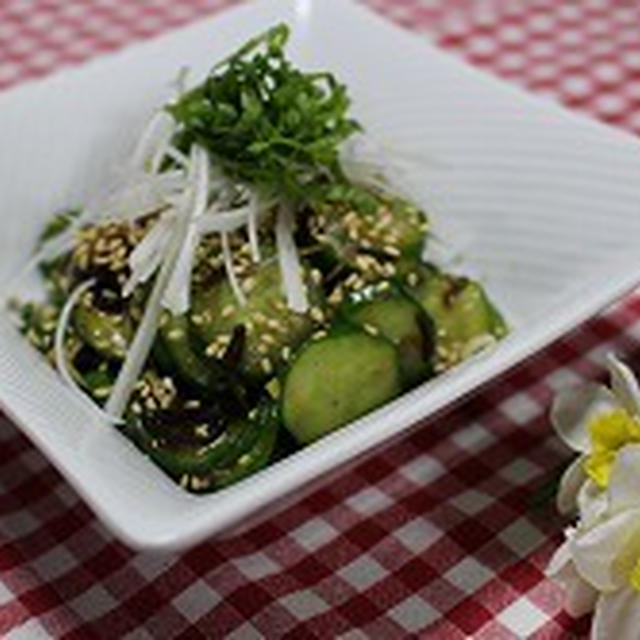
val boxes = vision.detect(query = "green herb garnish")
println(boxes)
[167,23,361,202]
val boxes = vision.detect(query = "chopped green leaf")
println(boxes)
[166,23,361,203]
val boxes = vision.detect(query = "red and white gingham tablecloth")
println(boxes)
[2,1,640,638]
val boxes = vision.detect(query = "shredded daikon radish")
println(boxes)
[149,125,180,175]
[275,203,308,313]
[96,170,186,222]
[123,210,176,297]
[105,146,206,418]
[54,279,123,424]
[131,111,176,173]
[245,190,261,263]
[105,221,186,418]
[198,204,250,234]
[163,145,190,169]
[221,231,247,307]
[162,147,209,314]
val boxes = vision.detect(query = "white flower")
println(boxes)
[551,353,640,517]
[548,444,640,639]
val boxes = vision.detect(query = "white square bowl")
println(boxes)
[2,0,640,551]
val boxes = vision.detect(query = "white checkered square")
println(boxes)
[498,519,545,557]
[545,366,584,392]
[497,598,549,637]
[226,623,263,640]
[7,620,51,639]
[499,393,542,425]
[388,595,438,633]
[0,581,13,606]
[130,553,174,581]
[450,423,496,452]
[444,557,493,593]
[3,509,40,538]
[499,458,541,486]
[279,591,329,620]
[233,552,280,581]
[450,489,493,516]
[172,579,222,623]
[290,518,339,552]
[399,454,445,485]
[395,518,442,554]
[68,584,118,622]
[338,556,388,590]
[32,546,77,581]
[344,486,395,516]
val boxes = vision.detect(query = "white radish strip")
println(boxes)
[123,211,175,296]
[54,279,123,424]
[131,111,175,172]
[197,205,251,234]
[99,171,186,221]
[105,145,207,418]
[162,147,209,313]
[162,228,198,315]
[163,145,190,169]
[197,195,277,235]
[275,203,308,313]
[246,192,261,263]
[149,122,179,175]
[105,214,189,418]
[172,66,190,98]
[221,231,247,307]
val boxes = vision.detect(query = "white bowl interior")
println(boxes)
[2,0,640,550]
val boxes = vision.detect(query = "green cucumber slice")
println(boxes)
[341,284,434,387]
[158,314,218,390]
[191,261,322,379]
[402,264,507,368]
[73,302,132,360]
[281,328,402,444]
[141,401,275,478]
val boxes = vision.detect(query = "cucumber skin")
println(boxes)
[140,401,277,479]
[158,314,218,390]
[145,416,258,477]
[400,263,506,351]
[73,303,132,361]
[204,410,279,490]
[281,329,403,444]
[191,263,320,380]
[340,285,434,388]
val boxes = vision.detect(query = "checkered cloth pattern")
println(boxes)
[1,1,640,637]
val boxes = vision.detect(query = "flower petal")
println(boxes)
[571,509,640,591]
[592,587,640,640]
[607,353,640,417]
[608,443,640,514]
[577,478,608,530]
[547,539,599,618]
[557,456,587,515]
[551,383,619,453]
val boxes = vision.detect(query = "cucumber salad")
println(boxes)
[11,25,507,493]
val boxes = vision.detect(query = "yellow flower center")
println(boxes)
[630,556,640,593]
[583,408,640,489]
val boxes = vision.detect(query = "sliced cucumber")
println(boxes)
[281,328,403,444]
[191,261,322,379]
[141,404,277,478]
[158,313,218,390]
[73,302,132,360]
[312,186,428,269]
[198,404,279,490]
[402,264,507,368]
[341,284,434,387]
